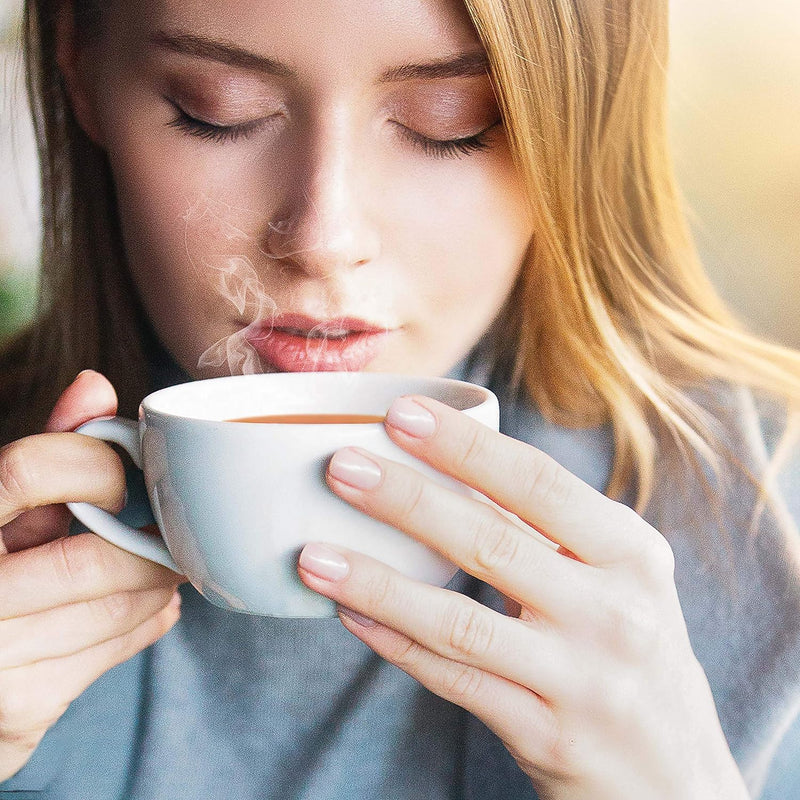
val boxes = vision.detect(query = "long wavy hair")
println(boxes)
[4,0,800,511]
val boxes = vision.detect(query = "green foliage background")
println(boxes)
[1,1,36,343]
[0,269,36,342]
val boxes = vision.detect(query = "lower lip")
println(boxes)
[245,328,392,372]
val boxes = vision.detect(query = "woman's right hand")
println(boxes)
[0,370,182,782]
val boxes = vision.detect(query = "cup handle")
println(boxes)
[66,417,180,572]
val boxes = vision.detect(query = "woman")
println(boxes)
[1,0,799,797]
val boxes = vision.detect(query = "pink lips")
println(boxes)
[244,313,393,372]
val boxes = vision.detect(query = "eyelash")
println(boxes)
[167,104,499,160]
[394,122,498,160]
[167,106,265,144]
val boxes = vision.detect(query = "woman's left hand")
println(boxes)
[297,395,750,800]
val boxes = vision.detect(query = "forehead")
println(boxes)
[101,0,483,76]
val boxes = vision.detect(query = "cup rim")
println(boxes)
[139,371,496,424]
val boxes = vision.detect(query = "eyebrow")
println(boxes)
[149,31,294,76]
[379,51,490,82]
[148,31,490,83]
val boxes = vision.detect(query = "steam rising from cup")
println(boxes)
[197,255,279,375]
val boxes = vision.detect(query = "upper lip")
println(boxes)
[253,313,394,335]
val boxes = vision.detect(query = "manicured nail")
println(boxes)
[299,543,350,581]
[386,396,437,438]
[338,606,378,628]
[168,591,182,608]
[328,448,382,490]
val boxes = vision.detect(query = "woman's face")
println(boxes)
[73,0,532,377]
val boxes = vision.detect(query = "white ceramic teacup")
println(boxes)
[67,372,499,617]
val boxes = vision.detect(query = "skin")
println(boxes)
[0,0,751,795]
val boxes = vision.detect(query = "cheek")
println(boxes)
[389,153,531,303]
[105,126,271,314]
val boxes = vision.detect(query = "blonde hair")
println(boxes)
[464,0,800,506]
[4,0,800,511]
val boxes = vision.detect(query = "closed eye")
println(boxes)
[393,120,501,160]
[165,102,269,143]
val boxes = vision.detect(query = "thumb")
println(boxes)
[0,372,119,555]
[45,370,119,433]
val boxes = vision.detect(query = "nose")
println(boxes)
[263,118,380,277]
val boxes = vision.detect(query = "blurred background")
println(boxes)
[1,1,798,347]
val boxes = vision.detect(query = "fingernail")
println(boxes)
[168,591,182,608]
[338,606,378,628]
[386,397,437,438]
[76,369,94,379]
[299,543,350,582]
[328,448,382,490]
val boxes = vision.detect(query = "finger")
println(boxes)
[382,395,654,566]
[334,606,558,770]
[0,371,120,555]
[298,542,567,700]
[57,598,181,696]
[0,533,180,619]
[325,446,587,611]
[0,432,126,528]
[0,601,181,740]
[0,586,180,669]
[44,370,118,434]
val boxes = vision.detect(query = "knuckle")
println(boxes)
[616,506,676,581]
[444,602,495,660]
[613,501,649,544]
[51,534,109,590]
[525,455,572,508]
[361,569,397,611]
[97,591,135,624]
[612,499,640,527]
[471,510,521,574]
[0,442,34,511]
[603,595,659,659]
[441,663,485,705]
[397,478,427,522]
[642,532,676,579]
[391,637,425,672]
[455,425,489,473]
